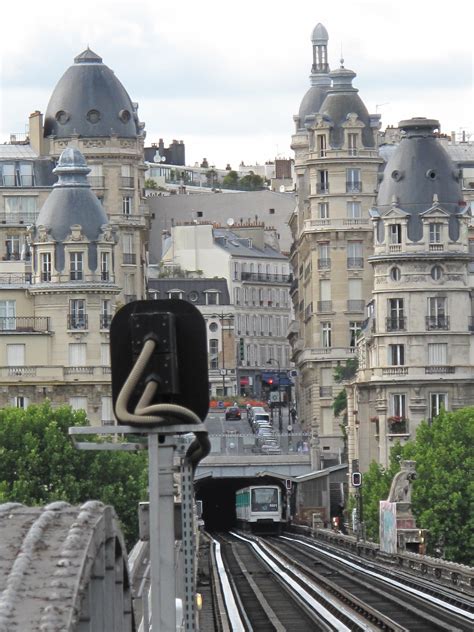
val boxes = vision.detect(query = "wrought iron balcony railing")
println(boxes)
[386,317,406,331]
[347,257,364,269]
[346,181,362,193]
[100,314,112,329]
[67,314,89,330]
[425,315,449,330]
[0,316,50,332]
[347,300,365,312]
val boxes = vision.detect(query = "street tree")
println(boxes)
[0,402,148,547]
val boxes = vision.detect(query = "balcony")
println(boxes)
[426,315,450,330]
[0,273,32,285]
[88,176,105,188]
[121,176,134,188]
[346,181,362,193]
[386,317,406,331]
[0,212,38,224]
[318,258,331,270]
[64,367,94,376]
[429,243,444,252]
[389,244,402,253]
[7,366,37,376]
[347,257,364,269]
[123,253,137,265]
[67,314,88,330]
[316,183,329,194]
[0,316,50,333]
[317,301,333,312]
[319,386,333,397]
[347,300,365,312]
[240,272,291,283]
[382,367,409,376]
[387,417,408,434]
[100,314,112,329]
[425,366,455,374]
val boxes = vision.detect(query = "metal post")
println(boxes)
[278,365,282,434]
[181,458,196,631]
[148,434,177,631]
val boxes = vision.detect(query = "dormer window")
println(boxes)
[40,252,52,282]
[389,224,402,244]
[348,133,358,156]
[100,252,110,281]
[70,252,83,281]
[429,223,442,244]
[317,134,327,157]
[205,291,219,305]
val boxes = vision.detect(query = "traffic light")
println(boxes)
[239,338,245,362]
[352,472,362,487]
[267,378,273,385]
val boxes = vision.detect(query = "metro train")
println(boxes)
[235,485,285,534]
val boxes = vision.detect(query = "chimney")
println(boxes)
[29,111,44,155]
[451,131,456,144]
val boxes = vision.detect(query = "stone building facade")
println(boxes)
[289,23,382,467]
[347,118,473,471]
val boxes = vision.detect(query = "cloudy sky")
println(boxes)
[0,0,472,168]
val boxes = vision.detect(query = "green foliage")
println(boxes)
[239,173,265,190]
[0,402,148,547]
[334,357,358,383]
[360,409,473,564]
[144,178,157,189]
[222,170,239,188]
[332,389,347,418]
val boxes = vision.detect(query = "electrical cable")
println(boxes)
[115,338,210,467]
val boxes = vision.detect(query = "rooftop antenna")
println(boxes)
[340,42,344,68]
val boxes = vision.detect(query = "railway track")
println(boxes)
[208,531,474,631]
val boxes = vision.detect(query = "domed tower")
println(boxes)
[27,147,120,424]
[289,38,383,469]
[42,48,148,307]
[349,118,473,470]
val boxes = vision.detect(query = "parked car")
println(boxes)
[253,421,273,434]
[259,440,281,455]
[249,406,266,421]
[225,406,241,420]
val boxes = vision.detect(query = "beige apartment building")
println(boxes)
[0,48,148,422]
[289,23,382,467]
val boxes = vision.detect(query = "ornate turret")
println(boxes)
[297,23,331,129]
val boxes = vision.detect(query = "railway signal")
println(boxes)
[352,471,362,487]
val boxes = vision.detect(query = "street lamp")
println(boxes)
[267,358,282,433]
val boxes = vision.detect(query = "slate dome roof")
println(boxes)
[311,23,328,43]
[319,65,374,148]
[376,118,463,241]
[35,147,109,270]
[43,48,141,139]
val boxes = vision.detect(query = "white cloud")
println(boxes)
[0,0,472,166]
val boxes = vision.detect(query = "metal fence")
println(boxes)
[205,433,310,456]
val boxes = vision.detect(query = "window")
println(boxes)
[206,291,219,305]
[101,396,114,425]
[69,343,86,365]
[0,300,16,330]
[209,338,219,369]
[429,223,442,243]
[121,165,133,188]
[124,274,136,301]
[387,298,405,330]
[40,252,52,281]
[390,266,401,281]
[428,343,447,366]
[5,234,20,260]
[100,252,110,281]
[4,196,37,223]
[69,397,88,412]
[318,202,329,219]
[234,287,241,305]
[389,344,405,365]
[70,252,83,281]
[11,396,28,409]
[20,163,34,186]
[389,224,402,244]
[69,299,86,329]
[391,393,406,418]
[101,343,110,366]
[346,201,361,219]
[431,265,443,280]
[427,297,447,329]
[321,322,332,348]
[348,133,358,156]
[349,322,362,348]
[168,290,183,299]
[348,278,363,311]
[209,322,218,333]
[318,170,329,194]
[318,279,331,312]
[88,164,104,187]
[318,242,330,269]
[122,196,132,215]
[317,134,327,157]
[233,262,240,280]
[430,393,447,420]
[346,168,361,192]
[2,164,16,186]
[7,344,25,366]
[347,241,363,268]
[100,300,111,328]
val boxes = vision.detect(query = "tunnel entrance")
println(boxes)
[195,475,288,532]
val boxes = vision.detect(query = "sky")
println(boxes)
[0,0,472,168]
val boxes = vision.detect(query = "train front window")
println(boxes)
[251,488,278,512]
